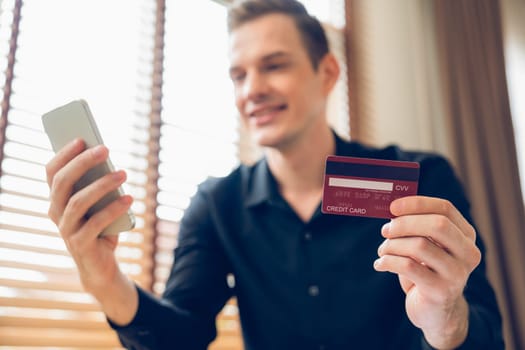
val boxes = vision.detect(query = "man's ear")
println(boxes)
[319,53,340,96]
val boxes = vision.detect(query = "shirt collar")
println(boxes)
[244,158,278,207]
[244,130,347,208]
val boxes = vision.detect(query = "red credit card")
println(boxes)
[321,155,420,219]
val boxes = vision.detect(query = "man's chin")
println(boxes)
[252,131,294,150]
[252,132,281,148]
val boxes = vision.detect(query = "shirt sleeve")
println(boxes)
[417,156,505,350]
[108,181,234,350]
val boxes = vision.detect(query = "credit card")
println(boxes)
[321,155,420,219]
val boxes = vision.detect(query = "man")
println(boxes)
[45,0,504,349]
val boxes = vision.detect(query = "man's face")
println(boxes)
[228,13,329,149]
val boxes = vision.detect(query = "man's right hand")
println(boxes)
[45,138,138,325]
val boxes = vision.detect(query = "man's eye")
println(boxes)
[231,73,245,83]
[265,63,285,71]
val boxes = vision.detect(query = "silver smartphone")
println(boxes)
[42,99,135,236]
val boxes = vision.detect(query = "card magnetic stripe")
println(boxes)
[325,160,420,182]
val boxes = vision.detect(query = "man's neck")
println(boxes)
[266,124,336,198]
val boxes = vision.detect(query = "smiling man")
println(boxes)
[44,0,504,349]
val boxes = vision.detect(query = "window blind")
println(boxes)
[0,0,159,348]
[156,2,242,348]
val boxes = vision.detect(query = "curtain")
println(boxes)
[344,0,525,349]
[433,1,525,349]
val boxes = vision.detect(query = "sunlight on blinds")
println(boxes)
[0,0,157,348]
[155,2,242,349]
[153,0,239,295]
[157,0,238,224]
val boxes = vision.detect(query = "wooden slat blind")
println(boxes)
[0,0,244,349]
[155,2,242,348]
[0,0,160,348]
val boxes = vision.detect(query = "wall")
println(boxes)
[351,0,452,155]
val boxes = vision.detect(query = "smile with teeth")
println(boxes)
[250,105,286,118]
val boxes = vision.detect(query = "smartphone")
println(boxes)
[42,99,135,236]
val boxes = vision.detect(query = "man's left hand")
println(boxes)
[374,195,481,350]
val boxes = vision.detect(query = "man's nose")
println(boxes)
[242,71,268,101]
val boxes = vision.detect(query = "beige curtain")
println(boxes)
[344,0,525,349]
[433,1,525,349]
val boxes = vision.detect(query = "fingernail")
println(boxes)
[381,222,390,236]
[113,170,125,181]
[93,145,105,158]
[73,138,83,147]
[373,258,382,269]
[119,195,132,205]
[377,241,385,255]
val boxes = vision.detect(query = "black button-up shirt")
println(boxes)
[111,133,504,350]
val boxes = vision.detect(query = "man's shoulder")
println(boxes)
[340,138,448,165]
[343,139,466,199]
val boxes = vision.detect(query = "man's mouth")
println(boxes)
[249,104,287,118]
